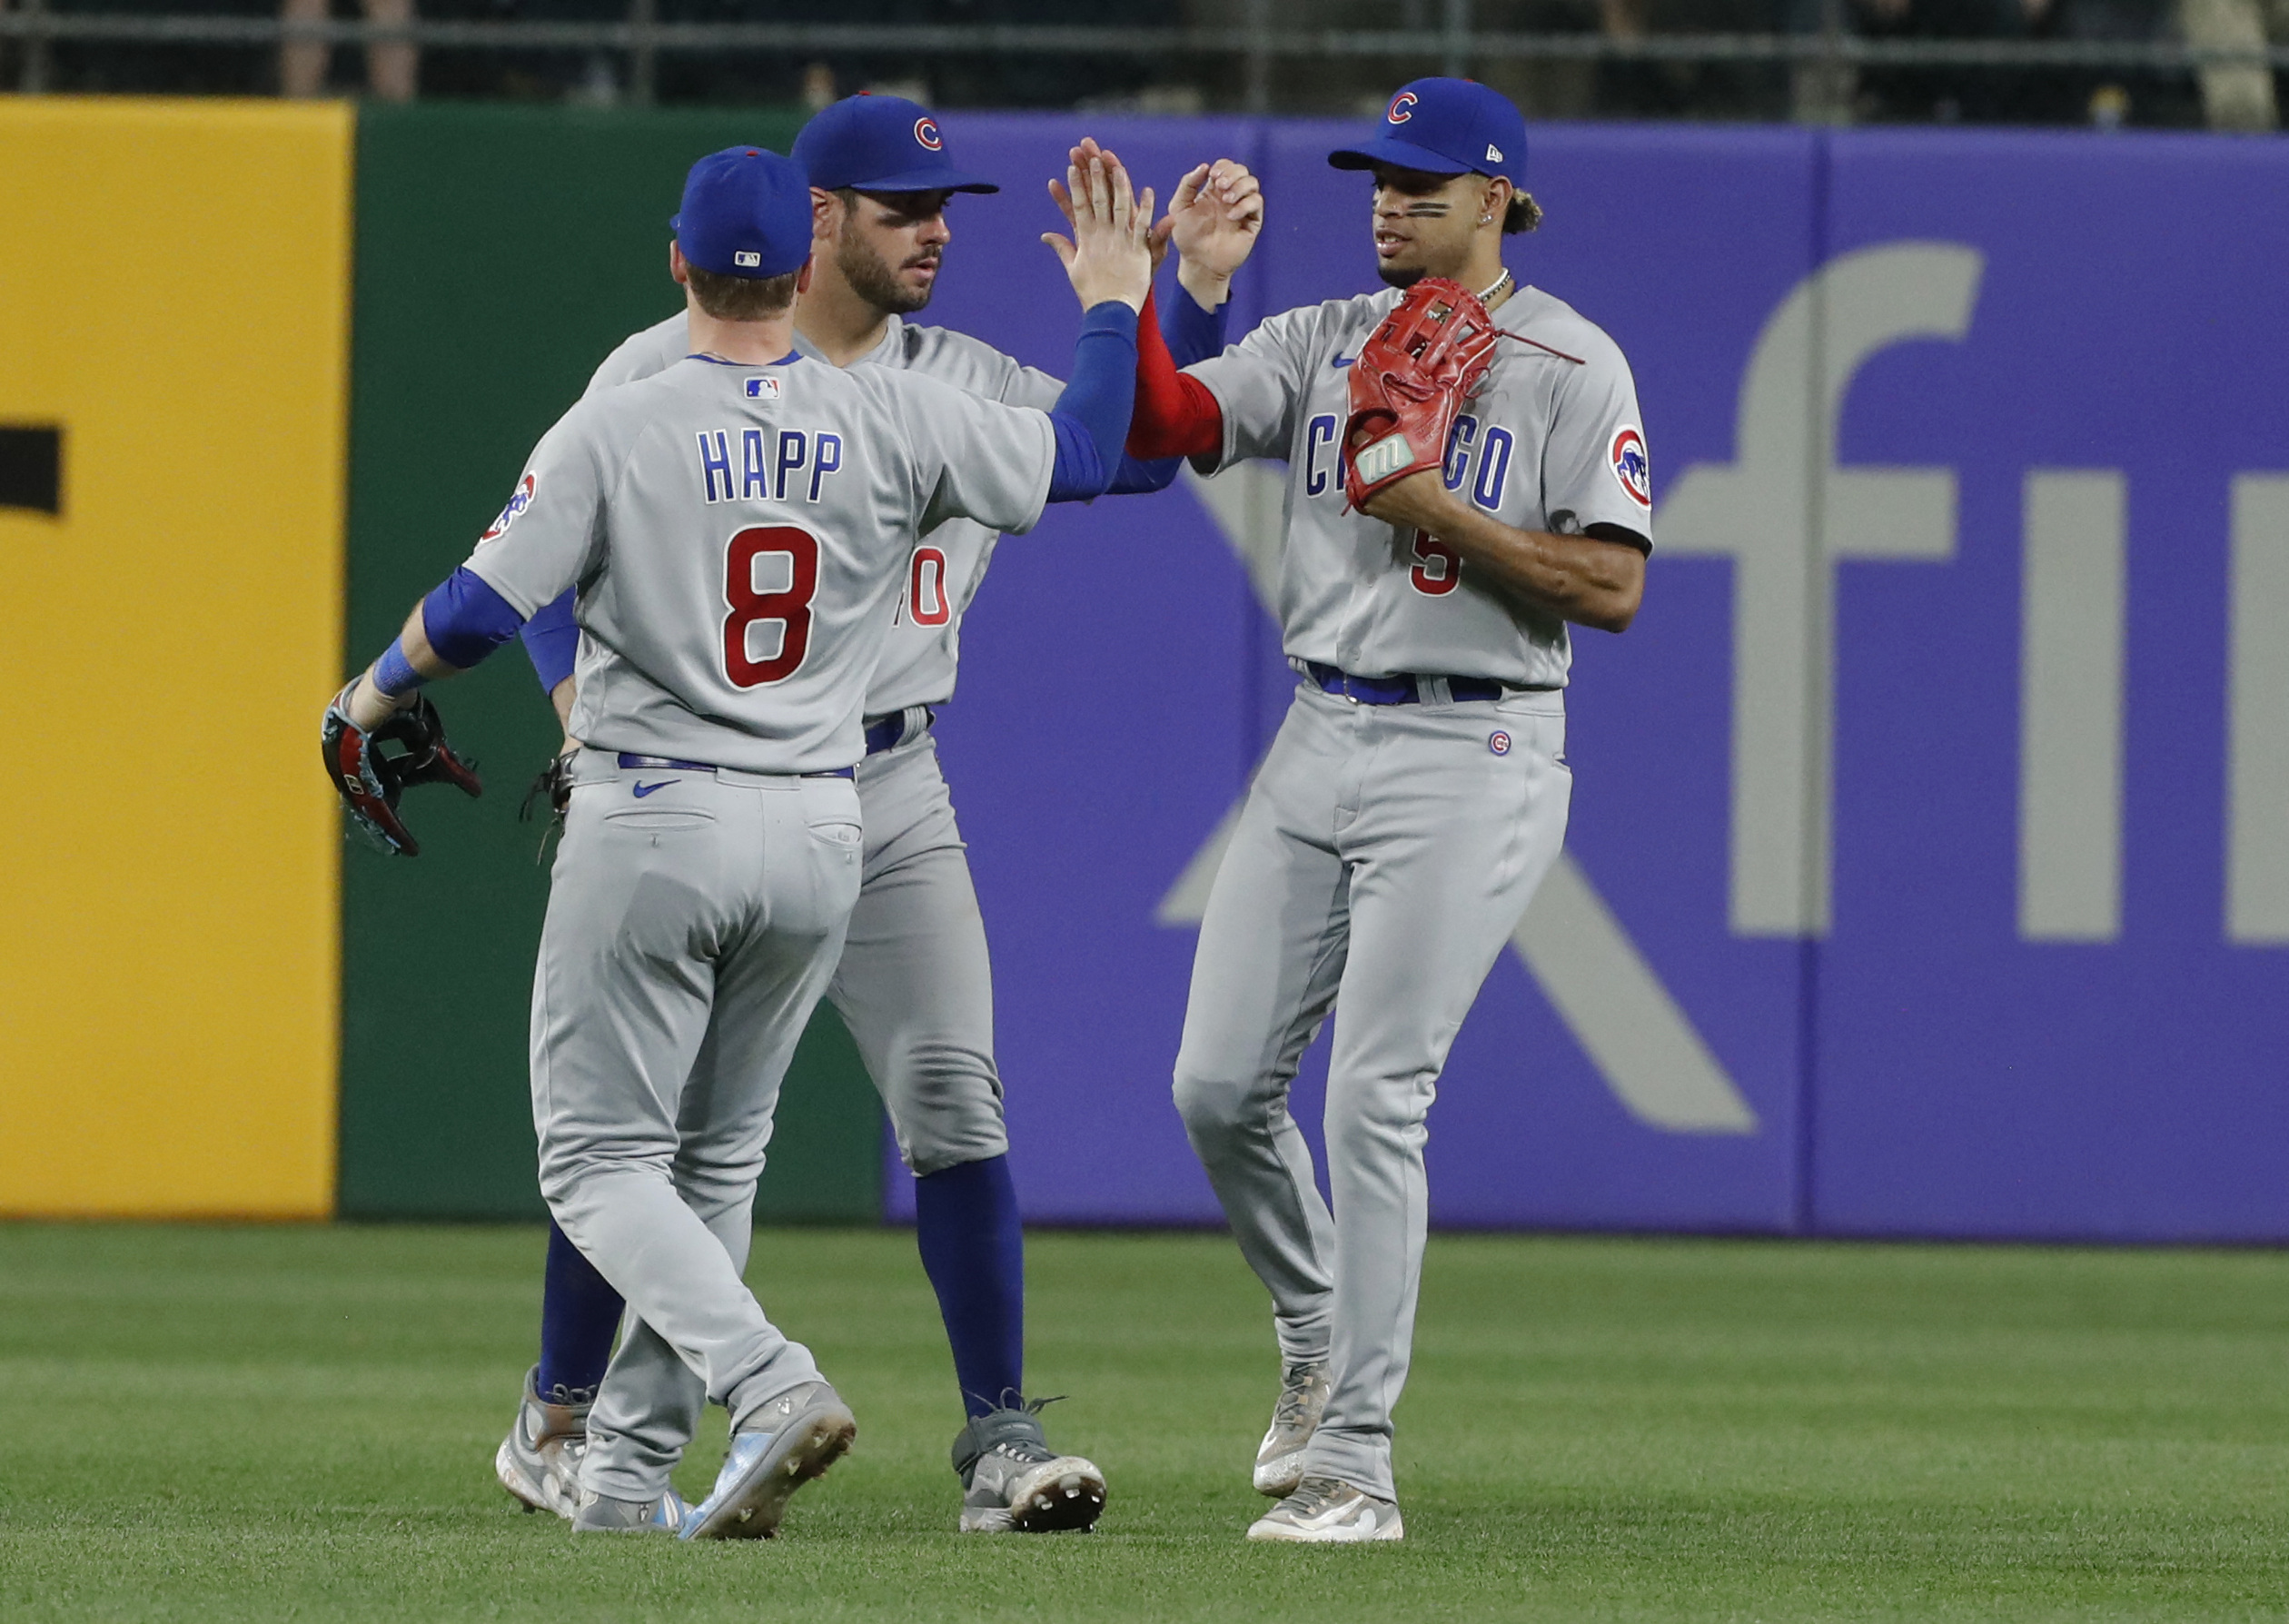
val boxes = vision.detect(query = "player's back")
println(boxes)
[587,312,1060,715]
[471,352,1054,776]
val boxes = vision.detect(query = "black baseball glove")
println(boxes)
[518,747,577,864]
[321,687,482,857]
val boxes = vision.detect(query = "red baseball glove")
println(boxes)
[321,687,482,857]
[1343,277,1503,511]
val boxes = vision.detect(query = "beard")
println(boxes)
[839,233,937,315]
[1375,262,1428,290]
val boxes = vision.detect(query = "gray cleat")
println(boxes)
[1253,1359,1332,1498]
[495,1364,591,1518]
[679,1381,857,1541]
[1246,1474,1404,1543]
[570,1487,690,1534]
[953,1397,1106,1534]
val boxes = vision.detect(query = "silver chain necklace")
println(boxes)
[1475,268,1513,306]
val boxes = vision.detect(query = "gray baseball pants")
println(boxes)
[533,751,863,1502]
[830,711,1008,1175]
[1173,680,1571,1503]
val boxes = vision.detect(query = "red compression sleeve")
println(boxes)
[1126,284,1224,460]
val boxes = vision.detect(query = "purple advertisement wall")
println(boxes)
[885,114,2289,1241]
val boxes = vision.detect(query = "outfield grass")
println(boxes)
[1,1225,2285,1620]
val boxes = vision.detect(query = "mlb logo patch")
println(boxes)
[733,251,762,268]
[1609,425,1652,510]
[480,470,537,542]
[745,376,782,400]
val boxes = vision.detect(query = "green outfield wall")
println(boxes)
[338,104,883,1222]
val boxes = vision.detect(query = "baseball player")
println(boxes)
[326,141,1156,1537]
[490,99,1263,1534]
[1124,78,1651,1541]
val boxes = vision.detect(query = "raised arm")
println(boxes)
[1036,153,1154,501]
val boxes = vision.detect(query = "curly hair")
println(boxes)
[1504,193,1543,234]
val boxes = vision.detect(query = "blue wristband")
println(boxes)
[372,638,427,698]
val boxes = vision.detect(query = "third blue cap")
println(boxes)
[1327,78,1527,188]
[793,94,998,195]
[671,145,814,279]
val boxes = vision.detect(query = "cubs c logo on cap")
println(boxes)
[1610,425,1651,510]
[481,471,537,542]
[1386,91,1418,124]
[914,116,942,151]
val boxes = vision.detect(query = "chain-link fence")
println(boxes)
[2,0,2284,127]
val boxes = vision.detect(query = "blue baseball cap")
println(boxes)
[792,94,998,195]
[1327,78,1527,189]
[671,145,814,279]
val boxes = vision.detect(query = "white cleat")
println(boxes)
[494,1364,590,1518]
[1246,1475,1404,1543]
[679,1382,857,1541]
[570,1487,690,1534]
[1253,1359,1332,1498]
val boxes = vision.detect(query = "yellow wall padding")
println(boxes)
[0,99,352,1216]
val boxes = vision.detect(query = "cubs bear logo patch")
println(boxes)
[481,471,537,542]
[1609,426,1651,510]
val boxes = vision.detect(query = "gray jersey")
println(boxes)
[464,353,1054,775]
[1187,283,1651,690]
[590,313,1063,716]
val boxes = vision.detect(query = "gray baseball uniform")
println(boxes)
[465,350,1054,1501]
[1171,282,1650,1503]
[588,312,1064,1177]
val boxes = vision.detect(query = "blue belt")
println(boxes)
[1306,662,1504,706]
[618,753,854,781]
[864,706,933,756]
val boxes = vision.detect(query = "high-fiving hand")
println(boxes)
[1164,157,1263,299]
[1041,153,1155,312]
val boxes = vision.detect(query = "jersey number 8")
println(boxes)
[723,524,820,687]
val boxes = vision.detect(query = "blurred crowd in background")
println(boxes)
[0,0,2281,128]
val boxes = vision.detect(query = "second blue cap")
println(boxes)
[672,145,814,279]
[793,94,999,195]
[1327,78,1527,189]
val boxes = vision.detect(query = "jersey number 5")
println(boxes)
[1409,530,1462,597]
[723,524,820,687]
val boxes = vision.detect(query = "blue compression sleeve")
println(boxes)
[520,589,579,694]
[1045,301,1140,503]
[1164,282,1230,369]
[419,566,529,669]
[536,1219,624,1404]
[914,1154,1026,1417]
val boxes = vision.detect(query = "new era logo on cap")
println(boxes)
[1486,144,1503,162]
